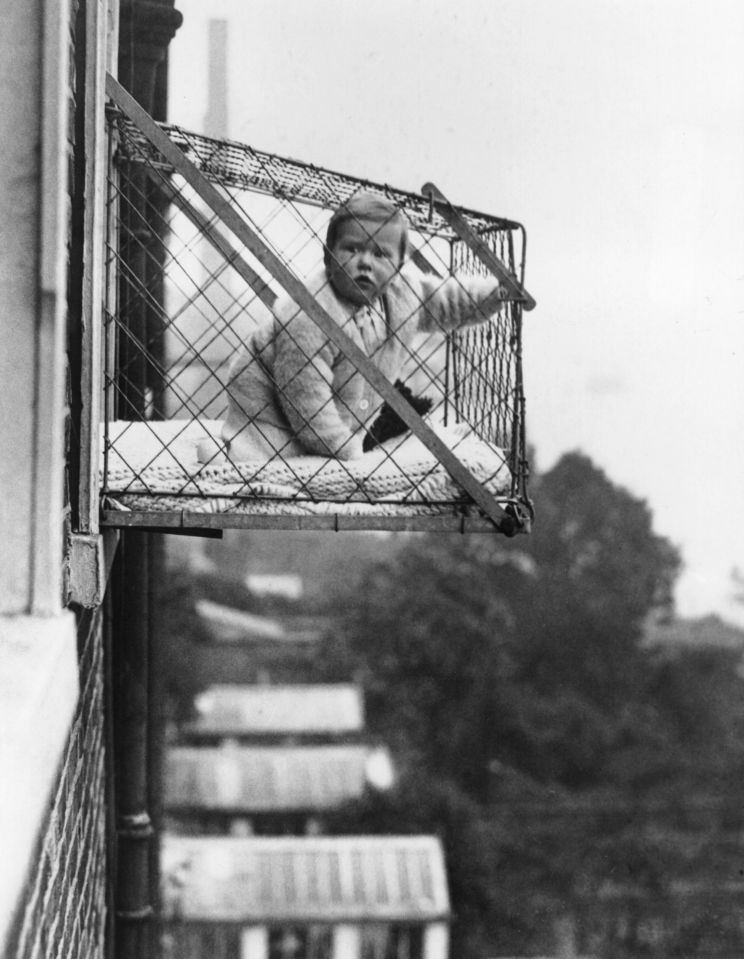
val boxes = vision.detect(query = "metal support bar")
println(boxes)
[422,182,536,312]
[77,0,110,535]
[118,525,224,538]
[106,74,516,533]
[100,508,520,534]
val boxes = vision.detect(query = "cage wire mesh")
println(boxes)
[101,112,531,530]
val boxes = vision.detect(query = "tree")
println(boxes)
[331,765,552,959]
[316,451,698,953]
[513,452,681,703]
[320,451,683,793]
[153,555,210,723]
[318,532,521,797]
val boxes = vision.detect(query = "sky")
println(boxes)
[168,0,744,625]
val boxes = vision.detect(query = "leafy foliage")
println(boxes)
[316,452,744,955]
[320,452,684,793]
[331,765,553,959]
[512,453,680,703]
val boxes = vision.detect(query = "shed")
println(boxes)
[164,744,392,834]
[161,834,450,959]
[196,600,328,647]
[195,600,287,642]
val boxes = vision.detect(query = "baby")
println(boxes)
[206,192,506,464]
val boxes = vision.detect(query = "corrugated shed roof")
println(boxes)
[196,599,328,646]
[187,684,365,737]
[195,600,286,642]
[244,574,304,599]
[164,745,377,812]
[161,835,450,922]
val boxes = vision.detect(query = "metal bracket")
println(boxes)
[422,182,536,311]
[67,530,120,608]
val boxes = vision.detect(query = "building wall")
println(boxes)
[0,0,114,955]
[0,2,45,609]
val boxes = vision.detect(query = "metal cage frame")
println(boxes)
[88,75,534,536]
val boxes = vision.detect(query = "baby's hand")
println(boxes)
[336,434,365,461]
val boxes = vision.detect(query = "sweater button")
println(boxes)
[359,399,369,411]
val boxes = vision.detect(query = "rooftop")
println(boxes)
[644,614,744,650]
[161,835,450,923]
[196,599,328,645]
[196,600,285,642]
[186,684,365,738]
[165,744,389,813]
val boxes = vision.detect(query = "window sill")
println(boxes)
[0,612,79,952]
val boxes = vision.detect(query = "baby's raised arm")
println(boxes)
[416,273,507,333]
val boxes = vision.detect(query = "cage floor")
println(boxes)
[100,419,514,532]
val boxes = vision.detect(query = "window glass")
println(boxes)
[268,925,332,959]
[361,925,423,959]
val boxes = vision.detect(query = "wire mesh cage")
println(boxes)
[99,82,533,534]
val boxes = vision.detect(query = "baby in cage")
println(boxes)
[198,191,507,465]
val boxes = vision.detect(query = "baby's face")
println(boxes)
[327,218,403,306]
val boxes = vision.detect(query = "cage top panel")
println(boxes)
[112,115,523,239]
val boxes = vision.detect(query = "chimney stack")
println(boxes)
[204,19,228,138]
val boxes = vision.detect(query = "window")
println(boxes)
[268,925,332,959]
[361,925,424,959]
[162,924,241,959]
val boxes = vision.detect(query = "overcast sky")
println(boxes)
[168,0,744,624]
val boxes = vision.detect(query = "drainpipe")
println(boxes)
[112,4,181,959]
[112,533,153,959]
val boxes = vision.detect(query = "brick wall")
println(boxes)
[2,0,111,954]
[6,610,109,959]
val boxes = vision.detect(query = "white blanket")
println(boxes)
[102,419,512,516]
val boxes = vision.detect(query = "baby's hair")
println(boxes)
[324,192,409,268]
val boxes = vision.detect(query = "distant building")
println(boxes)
[164,744,394,835]
[197,600,288,642]
[193,601,329,683]
[246,574,304,600]
[182,684,365,746]
[161,834,451,959]
[644,613,744,651]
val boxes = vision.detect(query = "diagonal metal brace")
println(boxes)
[106,74,518,533]
[422,182,536,312]
[143,166,277,309]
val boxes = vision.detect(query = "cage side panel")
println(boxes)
[100,108,531,531]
